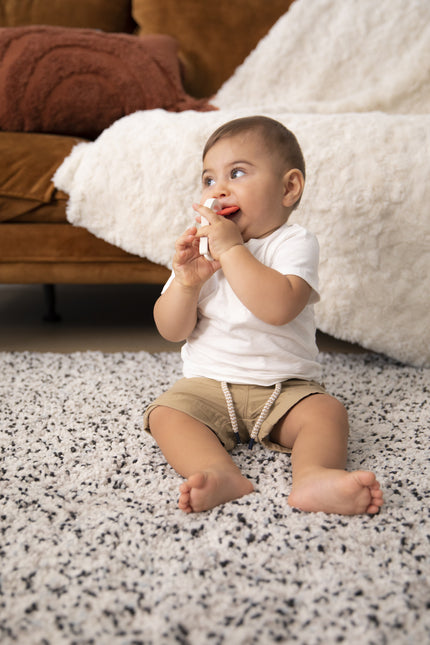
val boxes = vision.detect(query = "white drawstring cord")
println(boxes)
[221,382,282,449]
[221,381,241,445]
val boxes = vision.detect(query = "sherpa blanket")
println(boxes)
[53,0,430,368]
[215,0,430,114]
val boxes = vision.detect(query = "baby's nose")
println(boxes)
[214,183,229,198]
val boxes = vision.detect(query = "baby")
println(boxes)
[144,115,383,516]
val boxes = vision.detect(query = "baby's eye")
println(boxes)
[203,176,215,187]
[231,168,245,179]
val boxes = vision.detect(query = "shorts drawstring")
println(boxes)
[220,381,241,445]
[220,381,282,449]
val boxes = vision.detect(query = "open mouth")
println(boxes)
[216,206,240,217]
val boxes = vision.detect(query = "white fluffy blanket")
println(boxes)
[215,0,430,114]
[54,0,430,367]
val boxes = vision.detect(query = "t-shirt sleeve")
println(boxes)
[161,271,175,294]
[271,227,320,304]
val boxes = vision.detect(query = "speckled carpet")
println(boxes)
[1,351,429,645]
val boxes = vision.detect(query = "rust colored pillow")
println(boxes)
[0,26,215,139]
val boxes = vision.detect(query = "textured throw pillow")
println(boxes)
[0,26,215,139]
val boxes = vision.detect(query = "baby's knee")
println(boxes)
[303,393,349,436]
[324,395,349,433]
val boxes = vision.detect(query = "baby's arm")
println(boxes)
[154,225,219,341]
[220,245,311,326]
[154,279,200,342]
[194,203,311,325]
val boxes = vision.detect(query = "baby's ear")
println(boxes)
[282,169,305,208]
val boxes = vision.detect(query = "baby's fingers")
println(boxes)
[175,226,197,248]
[182,225,198,237]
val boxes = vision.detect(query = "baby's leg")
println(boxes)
[149,406,253,513]
[271,394,383,515]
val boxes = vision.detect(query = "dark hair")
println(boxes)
[202,115,306,180]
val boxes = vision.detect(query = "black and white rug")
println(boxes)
[1,351,429,644]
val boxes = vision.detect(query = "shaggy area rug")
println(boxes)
[1,351,429,644]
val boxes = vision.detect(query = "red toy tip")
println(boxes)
[216,206,240,216]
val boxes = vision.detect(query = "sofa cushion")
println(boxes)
[132,0,295,97]
[0,224,171,285]
[0,0,135,33]
[0,131,81,222]
[0,223,142,261]
[0,26,215,140]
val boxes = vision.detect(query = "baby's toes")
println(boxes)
[178,493,192,512]
[179,481,191,494]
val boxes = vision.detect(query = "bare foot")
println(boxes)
[178,469,254,513]
[288,468,384,515]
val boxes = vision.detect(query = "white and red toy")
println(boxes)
[199,198,239,261]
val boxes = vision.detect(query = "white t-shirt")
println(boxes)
[167,222,322,386]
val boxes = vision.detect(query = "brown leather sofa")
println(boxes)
[0,0,294,318]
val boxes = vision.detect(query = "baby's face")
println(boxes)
[201,132,290,242]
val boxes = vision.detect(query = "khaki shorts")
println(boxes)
[143,377,326,453]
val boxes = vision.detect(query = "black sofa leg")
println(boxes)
[43,284,61,322]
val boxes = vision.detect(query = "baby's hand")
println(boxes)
[193,202,243,260]
[172,225,220,287]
